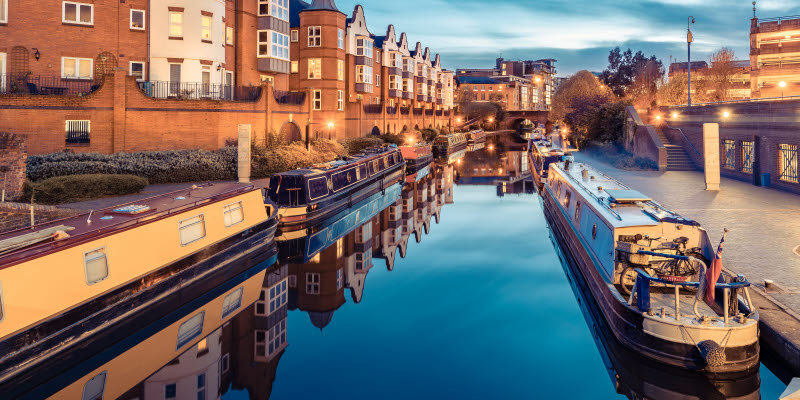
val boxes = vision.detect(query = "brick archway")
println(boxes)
[280,121,302,142]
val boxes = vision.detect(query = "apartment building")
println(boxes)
[668,60,752,100]
[750,12,800,98]
[455,57,557,111]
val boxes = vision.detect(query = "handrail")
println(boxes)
[667,93,800,107]
[664,124,701,159]
[757,14,800,23]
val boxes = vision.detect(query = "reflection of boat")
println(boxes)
[400,144,433,184]
[267,145,405,227]
[437,148,468,165]
[432,131,468,158]
[542,159,759,374]
[0,183,278,385]
[547,223,761,400]
[528,138,564,189]
[466,129,486,145]
[8,246,279,399]
[468,141,486,152]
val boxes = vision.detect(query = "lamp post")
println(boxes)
[779,81,787,98]
[687,16,695,106]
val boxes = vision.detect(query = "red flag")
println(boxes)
[705,229,728,305]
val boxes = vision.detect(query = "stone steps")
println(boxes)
[654,126,697,171]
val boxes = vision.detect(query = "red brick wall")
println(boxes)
[0,133,26,201]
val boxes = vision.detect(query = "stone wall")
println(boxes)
[0,133,27,201]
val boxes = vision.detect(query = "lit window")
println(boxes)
[0,0,6,23]
[226,27,234,45]
[336,238,343,257]
[81,371,106,400]
[129,62,145,81]
[337,60,344,81]
[84,247,109,285]
[291,61,298,73]
[338,28,344,49]
[62,57,93,79]
[169,11,183,37]
[338,90,344,111]
[179,215,206,246]
[356,38,373,58]
[291,30,298,42]
[356,65,373,84]
[63,1,93,25]
[312,90,322,110]
[130,9,145,30]
[308,26,321,47]
[176,311,205,349]
[306,272,320,294]
[201,15,212,41]
[308,58,322,79]
[221,287,244,318]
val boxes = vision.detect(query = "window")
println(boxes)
[308,26,321,47]
[0,0,6,23]
[197,373,206,400]
[288,275,296,287]
[269,0,288,20]
[312,90,322,110]
[741,141,754,174]
[0,53,5,93]
[291,30,298,42]
[221,287,244,318]
[179,215,206,246]
[389,75,400,90]
[81,371,106,400]
[258,0,268,15]
[66,120,90,145]
[376,74,380,87]
[337,60,344,81]
[356,248,372,271]
[201,15,212,42]
[778,144,798,183]
[62,57,92,79]
[169,11,183,37]
[591,224,598,240]
[722,139,736,170]
[130,9,145,30]
[337,90,344,111]
[63,1,93,25]
[221,353,230,373]
[291,61,298,73]
[356,65,373,84]
[336,268,343,289]
[177,311,205,349]
[336,238,344,257]
[308,58,321,79]
[306,272,320,294]
[271,32,289,60]
[338,28,345,49]
[574,201,582,223]
[356,38,373,58]
[84,247,109,285]
[226,27,234,45]
[129,62,145,81]
[268,279,287,314]
[254,319,286,359]
[165,383,177,399]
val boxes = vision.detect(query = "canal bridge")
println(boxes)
[503,110,549,130]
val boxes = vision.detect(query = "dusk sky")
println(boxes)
[334,0,800,76]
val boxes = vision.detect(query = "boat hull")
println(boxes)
[541,183,759,375]
[432,141,468,158]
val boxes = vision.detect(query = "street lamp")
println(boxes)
[779,81,787,98]
[687,16,695,106]
[722,111,730,119]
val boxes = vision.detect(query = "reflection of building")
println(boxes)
[288,240,347,329]
[750,11,800,98]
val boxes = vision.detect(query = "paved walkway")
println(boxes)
[574,151,800,313]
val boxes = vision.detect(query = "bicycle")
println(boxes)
[618,236,709,296]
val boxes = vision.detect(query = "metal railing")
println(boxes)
[668,93,800,107]
[138,81,261,102]
[363,104,382,114]
[0,74,102,96]
[400,107,410,115]
[273,90,305,105]
[757,14,800,23]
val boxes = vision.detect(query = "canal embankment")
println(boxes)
[573,150,800,377]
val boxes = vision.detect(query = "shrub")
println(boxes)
[421,128,440,143]
[22,174,148,204]
[340,137,384,155]
[380,134,405,146]
[250,140,347,178]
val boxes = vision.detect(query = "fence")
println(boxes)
[0,74,102,96]
[273,90,305,105]
[138,81,262,102]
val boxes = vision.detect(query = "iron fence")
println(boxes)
[66,120,91,145]
[273,90,305,105]
[363,104,382,114]
[138,81,262,102]
[0,74,102,96]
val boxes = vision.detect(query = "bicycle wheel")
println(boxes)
[619,267,639,296]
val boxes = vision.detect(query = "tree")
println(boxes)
[705,47,738,102]
[601,47,664,100]
[550,70,613,122]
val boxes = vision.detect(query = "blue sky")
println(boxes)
[335,0,800,76]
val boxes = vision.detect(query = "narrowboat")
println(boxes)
[432,131,468,158]
[400,144,433,184]
[528,138,564,189]
[466,129,487,145]
[542,159,759,374]
[0,183,278,386]
[515,122,535,141]
[267,145,405,228]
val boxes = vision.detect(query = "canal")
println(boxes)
[22,146,789,399]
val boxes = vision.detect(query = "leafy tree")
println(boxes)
[601,47,664,101]
[705,47,739,102]
[550,70,613,123]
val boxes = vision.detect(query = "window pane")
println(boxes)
[177,311,205,349]
[79,59,92,78]
[79,5,92,23]
[85,248,109,285]
[132,10,144,28]
[65,3,77,21]
[82,372,106,400]
[179,215,206,245]
[221,287,243,318]
[64,59,76,77]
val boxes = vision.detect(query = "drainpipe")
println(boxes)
[234,0,239,87]
[147,0,151,81]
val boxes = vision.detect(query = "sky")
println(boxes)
[334,0,800,76]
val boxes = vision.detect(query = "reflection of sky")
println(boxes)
[332,0,800,75]
[261,185,614,399]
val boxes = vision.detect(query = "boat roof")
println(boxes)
[400,144,431,158]
[0,183,256,267]
[552,162,699,229]
[532,139,563,155]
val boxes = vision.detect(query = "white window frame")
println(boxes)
[356,65,372,84]
[270,31,289,60]
[62,1,93,25]
[268,278,287,315]
[336,268,343,290]
[226,26,234,45]
[129,61,145,82]
[129,9,145,30]
[257,0,268,16]
[376,74,380,87]
[84,247,109,285]
[308,58,321,79]
[270,0,288,21]
[389,75,400,91]
[290,61,298,74]
[81,371,107,400]
[338,28,344,49]
[61,57,93,80]
[0,0,7,24]
[306,272,320,294]
[312,90,322,110]
[308,26,321,47]
[337,90,344,111]
[221,353,230,373]
[221,287,244,318]
[257,30,270,58]
[0,53,6,93]
[179,214,206,246]
[337,60,344,81]
[176,311,205,350]
[169,11,183,38]
[356,38,373,58]
[291,29,298,42]
[201,14,212,42]
[288,275,297,287]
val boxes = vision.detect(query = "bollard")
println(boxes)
[703,123,720,191]
[237,124,252,183]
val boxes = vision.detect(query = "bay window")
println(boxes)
[271,32,289,60]
[356,38,373,58]
[356,65,373,84]
[169,11,183,37]
[389,75,400,90]
[201,15,212,42]
[338,29,344,49]
[337,60,344,80]
[269,0,288,21]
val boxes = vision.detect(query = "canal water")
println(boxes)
[27,146,788,399]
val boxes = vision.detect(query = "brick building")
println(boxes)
[750,12,800,98]
[455,57,557,111]
[0,0,455,155]
[668,60,752,100]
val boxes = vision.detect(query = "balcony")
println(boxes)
[387,106,397,115]
[140,81,262,102]
[757,42,800,56]
[355,83,374,94]
[435,110,443,117]
[436,82,443,89]
[400,106,410,115]
[427,79,434,86]
[1,74,102,96]
[363,104,382,114]
[755,16,800,34]
[413,108,423,116]
[402,70,414,79]
[388,67,401,76]
[437,98,443,105]
[388,89,402,98]
[274,90,305,105]
[402,92,413,100]
[416,94,429,102]
[425,109,433,116]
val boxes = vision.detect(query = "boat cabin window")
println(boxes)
[176,311,205,349]
[564,190,571,208]
[556,180,562,196]
[221,287,244,318]
[574,202,582,223]
[0,283,4,322]
[592,224,597,240]
[81,371,107,400]
[84,247,109,285]
[179,215,206,246]
[223,202,245,227]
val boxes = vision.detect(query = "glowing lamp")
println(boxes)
[722,111,730,118]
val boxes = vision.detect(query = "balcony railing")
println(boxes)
[425,109,434,116]
[0,74,102,96]
[387,106,397,115]
[139,81,262,102]
[274,90,305,105]
[413,108,423,116]
[400,107,410,115]
[364,104,382,114]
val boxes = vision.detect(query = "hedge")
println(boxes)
[340,137,384,155]
[22,174,148,204]
[250,139,347,178]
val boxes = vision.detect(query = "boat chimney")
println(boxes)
[581,169,589,181]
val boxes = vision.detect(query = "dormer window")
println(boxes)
[356,38,373,58]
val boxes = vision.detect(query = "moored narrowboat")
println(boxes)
[466,129,486,144]
[528,138,564,189]
[267,145,405,228]
[432,131,468,158]
[0,183,278,384]
[542,160,759,374]
[400,144,433,184]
